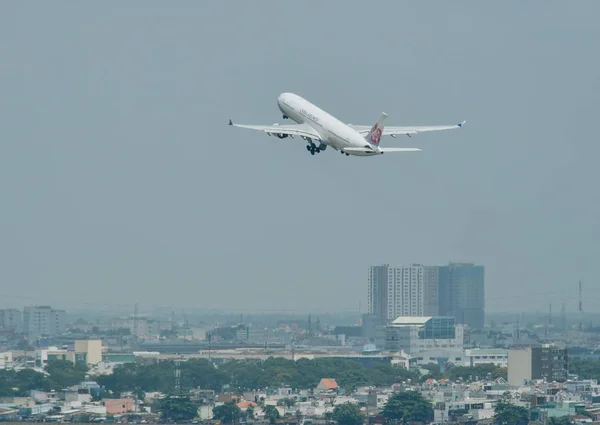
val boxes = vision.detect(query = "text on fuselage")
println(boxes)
[300,109,319,123]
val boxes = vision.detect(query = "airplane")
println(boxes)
[228,92,466,157]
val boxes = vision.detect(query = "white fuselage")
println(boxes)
[276,93,380,156]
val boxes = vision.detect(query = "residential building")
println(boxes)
[0,309,22,332]
[111,318,161,338]
[316,378,338,394]
[23,306,66,337]
[381,316,464,354]
[103,399,136,415]
[508,344,568,386]
[368,265,389,322]
[367,264,439,323]
[361,313,387,342]
[464,348,509,368]
[75,340,103,365]
[438,263,485,329]
[423,266,440,316]
[0,352,13,369]
[408,348,465,371]
[35,347,75,367]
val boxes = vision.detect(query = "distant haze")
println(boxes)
[1,1,599,314]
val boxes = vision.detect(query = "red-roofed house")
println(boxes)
[316,378,339,394]
[237,400,257,411]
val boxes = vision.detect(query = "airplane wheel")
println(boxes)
[316,148,321,153]
[345,153,349,156]
[311,151,315,155]
[306,145,310,151]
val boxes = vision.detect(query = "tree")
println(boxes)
[160,396,198,421]
[494,401,529,425]
[421,363,443,380]
[76,413,91,423]
[448,364,507,381]
[279,397,296,408]
[548,416,572,425]
[382,391,434,425]
[332,402,364,425]
[247,406,256,421]
[263,405,281,424]
[96,357,424,395]
[213,402,242,424]
[568,357,600,381]
[45,359,88,390]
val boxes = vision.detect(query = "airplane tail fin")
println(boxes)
[365,112,388,145]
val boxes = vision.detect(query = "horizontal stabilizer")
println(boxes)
[342,147,422,155]
[379,147,422,153]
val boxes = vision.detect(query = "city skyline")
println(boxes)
[0,278,593,316]
[1,2,599,314]
[367,262,485,329]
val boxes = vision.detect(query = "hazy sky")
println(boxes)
[1,1,599,315]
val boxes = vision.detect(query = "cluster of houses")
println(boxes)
[3,376,600,424]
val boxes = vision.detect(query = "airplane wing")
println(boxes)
[228,119,321,139]
[349,121,466,137]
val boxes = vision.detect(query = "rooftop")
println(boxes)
[391,317,433,326]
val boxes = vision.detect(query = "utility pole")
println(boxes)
[291,336,295,361]
[133,302,139,346]
[174,359,182,395]
[579,280,584,332]
[546,301,552,338]
[207,332,212,360]
[182,309,189,340]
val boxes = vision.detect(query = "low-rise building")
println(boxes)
[316,378,338,394]
[508,344,568,386]
[464,348,508,368]
[0,352,13,369]
[75,340,103,365]
[36,347,75,367]
[103,398,136,415]
[382,316,464,354]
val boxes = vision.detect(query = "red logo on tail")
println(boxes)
[370,124,382,144]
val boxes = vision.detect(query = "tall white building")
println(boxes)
[368,264,439,323]
[23,306,67,337]
[0,309,22,332]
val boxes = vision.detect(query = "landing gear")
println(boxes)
[306,139,322,156]
[282,114,289,119]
